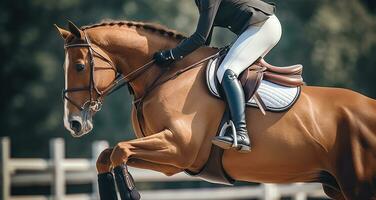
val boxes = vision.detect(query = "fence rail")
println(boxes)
[1,137,328,200]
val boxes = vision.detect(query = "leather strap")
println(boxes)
[253,91,266,115]
[133,50,223,137]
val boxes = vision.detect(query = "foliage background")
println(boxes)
[0,0,375,168]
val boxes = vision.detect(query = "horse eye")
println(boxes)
[75,63,85,72]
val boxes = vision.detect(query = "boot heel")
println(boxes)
[237,144,251,153]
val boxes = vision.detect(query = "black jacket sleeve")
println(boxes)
[171,0,221,59]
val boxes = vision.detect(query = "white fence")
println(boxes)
[0,137,328,200]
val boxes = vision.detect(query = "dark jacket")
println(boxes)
[172,0,275,59]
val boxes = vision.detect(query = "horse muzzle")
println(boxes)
[66,113,93,137]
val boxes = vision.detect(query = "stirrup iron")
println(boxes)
[218,120,238,148]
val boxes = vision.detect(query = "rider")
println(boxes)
[153,0,281,152]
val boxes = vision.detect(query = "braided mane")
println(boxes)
[81,20,187,41]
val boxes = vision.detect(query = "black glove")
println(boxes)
[153,50,175,68]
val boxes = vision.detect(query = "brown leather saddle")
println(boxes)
[185,50,304,185]
[211,51,304,114]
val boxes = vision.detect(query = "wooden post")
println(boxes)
[263,183,280,200]
[293,183,307,200]
[50,138,65,200]
[1,137,10,200]
[92,141,109,200]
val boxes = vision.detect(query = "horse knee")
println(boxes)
[96,148,113,173]
[110,142,133,167]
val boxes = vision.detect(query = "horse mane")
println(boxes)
[81,20,187,41]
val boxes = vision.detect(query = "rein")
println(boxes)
[97,59,155,97]
[134,51,221,105]
[133,50,222,136]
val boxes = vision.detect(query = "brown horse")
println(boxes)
[55,20,376,199]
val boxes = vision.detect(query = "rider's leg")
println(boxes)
[212,69,250,151]
[213,15,282,152]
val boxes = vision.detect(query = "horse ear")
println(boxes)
[68,20,82,38]
[54,24,70,40]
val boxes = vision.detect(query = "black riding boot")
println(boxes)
[212,69,251,152]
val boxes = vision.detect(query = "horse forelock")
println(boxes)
[80,20,187,41]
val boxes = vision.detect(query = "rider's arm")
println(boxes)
[171,0,221,59]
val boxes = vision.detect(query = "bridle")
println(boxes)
[63,31,155,112]
[63,30,222,138]
[63,30,223,138]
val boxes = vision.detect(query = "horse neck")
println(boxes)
[86,27,182,98]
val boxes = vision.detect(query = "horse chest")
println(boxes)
[132,97,181,137]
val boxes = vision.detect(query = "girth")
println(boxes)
[184,108,235,185]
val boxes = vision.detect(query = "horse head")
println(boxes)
[55,21,117,137]
[55,20,188,137]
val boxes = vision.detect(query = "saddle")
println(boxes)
[207,50,304,114]
[185,49,304,185]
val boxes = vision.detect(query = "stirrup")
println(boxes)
[218,120,238,148]
[216,120,251,152]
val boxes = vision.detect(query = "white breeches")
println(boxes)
[217,15,282,83]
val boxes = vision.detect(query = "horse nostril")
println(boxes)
[70,120,82,133]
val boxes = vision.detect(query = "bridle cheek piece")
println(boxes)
[63,30,156,113]
[63,32,115,112]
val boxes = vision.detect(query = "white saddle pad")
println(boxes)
[206,57,301,112]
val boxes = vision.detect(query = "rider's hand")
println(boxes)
[153,50,175,68]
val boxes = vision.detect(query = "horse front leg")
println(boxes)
[96,148,181,176]
[95,147,182,200]
[95,148,119,200]
[97,129,199,200]
[110,129,196,172]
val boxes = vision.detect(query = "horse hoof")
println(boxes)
[212,139,232,149]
